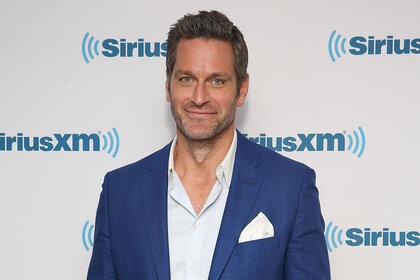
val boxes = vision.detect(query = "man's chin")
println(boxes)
[179,126,219,142]
[180,124,233,143]
[184,130,215,142]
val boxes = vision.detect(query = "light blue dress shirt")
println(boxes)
[167,131,237,280]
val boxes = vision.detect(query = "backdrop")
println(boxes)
[1,0,419,279]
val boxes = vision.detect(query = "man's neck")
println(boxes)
[173,124,235,179]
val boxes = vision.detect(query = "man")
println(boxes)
[87,10,330,280]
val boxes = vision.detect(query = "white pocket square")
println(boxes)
[238,212,274,243]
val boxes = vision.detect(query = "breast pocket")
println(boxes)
[235,235,281,255]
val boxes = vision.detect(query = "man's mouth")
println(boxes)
[185,109,216,117]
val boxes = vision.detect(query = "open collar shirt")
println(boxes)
[167,130,237,280]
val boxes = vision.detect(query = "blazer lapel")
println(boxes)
[208,132,265,280]
[139,144,171,280]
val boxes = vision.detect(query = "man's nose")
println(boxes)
[191,82,210,106]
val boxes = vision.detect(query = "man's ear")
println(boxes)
[236,74,249,107]
[165,75,171,102]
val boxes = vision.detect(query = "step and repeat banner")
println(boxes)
[1,0,418,279]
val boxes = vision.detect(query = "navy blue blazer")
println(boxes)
[87,131,330,279]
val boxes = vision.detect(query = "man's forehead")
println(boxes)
[173,38,235,73]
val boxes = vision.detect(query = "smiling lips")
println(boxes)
[187,110,215,115]
[186,111,216,120]
[184,106,218,118]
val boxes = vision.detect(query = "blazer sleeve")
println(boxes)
[87,173,118,280]
[283,168,331,280]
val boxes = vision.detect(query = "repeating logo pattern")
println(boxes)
[82,220,94,251]
[324,221,420,253]
[82,32,100,63]
[346,126,365,158]
[328,30,347,62]
[101,127,120,158]
[325,221,344,252]
[81,32,167,64]
[243,126,366,158]
[328,30,420,62]
[0,127,120,158]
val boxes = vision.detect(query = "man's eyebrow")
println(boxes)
[173,70,194,77]
[207,72,232,80]
[174,70,232,78]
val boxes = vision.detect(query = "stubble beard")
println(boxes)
[170,93,238,145]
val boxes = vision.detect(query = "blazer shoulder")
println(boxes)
[105,141,171,183]
[239,132,312,175]
[261,144,311,171]
[240,134,316,198]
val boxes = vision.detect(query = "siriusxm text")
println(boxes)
[102,38,167,57]
[349,35,420,55]
[0,133,100,151]
[346,228,420,247]
[243,133,345,152]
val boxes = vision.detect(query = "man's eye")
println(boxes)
[180,77,191,83]
[212,79,224,86]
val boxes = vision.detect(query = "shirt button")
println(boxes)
[190,264,195,270]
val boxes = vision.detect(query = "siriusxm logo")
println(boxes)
[325,222,420,252]
[328,30,420,62]
[0,127,120,158]
[82,220,94,251]
[244,126,366,158]
[82,32,166,63]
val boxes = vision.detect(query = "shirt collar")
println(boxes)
[168,130,237,189]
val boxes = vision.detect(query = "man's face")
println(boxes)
[166,38,248,142]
